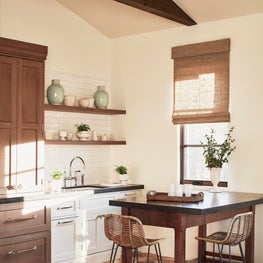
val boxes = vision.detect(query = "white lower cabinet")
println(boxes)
[51,216,81,263]
[79,193,122,263]
[51,191,140,263]
[51,198,81,263]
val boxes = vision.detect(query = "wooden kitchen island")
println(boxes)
[109,191,263,263]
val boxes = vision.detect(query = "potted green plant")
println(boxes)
[75,122,91,141]
[201,126,236,192]
[115,165,128,185]
[50,170,64,193]
[51,170,64,180]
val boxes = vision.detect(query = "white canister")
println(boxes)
[168,184,175,196]
[184,184,193,197]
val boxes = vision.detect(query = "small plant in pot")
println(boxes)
[75,123,91,141]
[115,165,128,185]
[201,126,236,192]
[51,170,64,180]
[49,170,64,193]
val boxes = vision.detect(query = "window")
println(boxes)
[172,38,230,125]
[180,123,229,186]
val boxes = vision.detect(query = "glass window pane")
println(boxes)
[185,123,229,145]
[183,147,227,181]
[181,122,229,183]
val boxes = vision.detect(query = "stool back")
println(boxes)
[225,211,253,245]
[103,214,149,248]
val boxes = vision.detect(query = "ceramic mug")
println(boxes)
[184,184,193,197]
[168,184,175,196]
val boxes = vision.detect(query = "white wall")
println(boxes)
[1,0,263,261]
[0,0,111,79]
[111,13,263,261]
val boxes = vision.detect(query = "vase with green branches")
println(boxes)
[201,126,236,192]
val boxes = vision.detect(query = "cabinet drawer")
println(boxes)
[0,204,49,238]
[80,193,117,211]
[51,199,79,219]
[0,231,50,263]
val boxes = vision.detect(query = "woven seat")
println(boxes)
[98,213,163,263]
[195,211,253,263]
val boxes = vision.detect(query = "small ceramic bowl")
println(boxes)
[79,98,89,108]
[64,95,76,106]
[77,131,90,141]
[45,130,58,140]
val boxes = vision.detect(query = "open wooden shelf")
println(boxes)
[44,104,126,115]
[45,140,126,145]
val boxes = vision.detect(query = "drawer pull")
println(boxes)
[7,245,37,255]
[57,205,73,210]
[124,192,137,197]
[57,219,74,225]
[5,214,37,223]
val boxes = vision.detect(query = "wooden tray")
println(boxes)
[146,192,204,203]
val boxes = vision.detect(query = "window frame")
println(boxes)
[179,125,228,187]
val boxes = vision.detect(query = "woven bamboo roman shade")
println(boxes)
[171,39,230,124]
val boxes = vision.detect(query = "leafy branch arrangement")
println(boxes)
[115,165,127,174]
[201,126,236,168]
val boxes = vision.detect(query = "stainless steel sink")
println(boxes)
[61,183,123,192]
[61,184,108,191]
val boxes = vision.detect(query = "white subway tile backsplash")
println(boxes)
[44,71,122,185]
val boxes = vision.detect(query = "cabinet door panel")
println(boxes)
[16,59,44,192]
[51,217,80,262]
[0,56,17,193]
[16,129,43,190]
[0,55,44,193]
[0,129,14,192]
[0,55,16,123]
[19,59,44,125]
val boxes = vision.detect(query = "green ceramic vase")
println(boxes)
[47,79,64,105]
[93,86,109,109]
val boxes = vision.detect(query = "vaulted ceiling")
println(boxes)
[57,0,263,38]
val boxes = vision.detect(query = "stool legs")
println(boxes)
[110,243,119,263]
[109,242,162,263]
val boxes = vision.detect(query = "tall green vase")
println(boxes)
[47,79,64,105]
[93,86,109,109]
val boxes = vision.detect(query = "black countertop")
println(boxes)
[109,191,263,215]
[0,196,25,204]
[92,184,144,194]
[0,184,144,204]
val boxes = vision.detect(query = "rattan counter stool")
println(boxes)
[195,211,253,263]
[97,213,163,263]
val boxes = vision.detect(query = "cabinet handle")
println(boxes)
[124,192,137,197]
[57,205,73,210]
[7,245,37,255]
[57,219,74,225]
[5,214,37,223]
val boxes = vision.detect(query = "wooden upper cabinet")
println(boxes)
[0,37,47,194]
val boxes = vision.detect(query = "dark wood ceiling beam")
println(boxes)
[113,0,197,26]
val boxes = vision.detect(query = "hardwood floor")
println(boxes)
[103,252,240,262]
[103,252,174,262]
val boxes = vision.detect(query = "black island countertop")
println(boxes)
[109,190,263,215]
